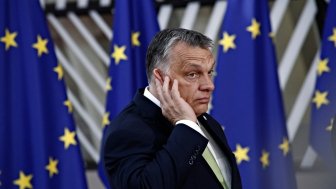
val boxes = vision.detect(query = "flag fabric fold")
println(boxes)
[99,0,160,187]
[310,0,336,170]
[211,0,297,188]
[0,1,88,188]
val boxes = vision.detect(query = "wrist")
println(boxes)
[176,120,198,126]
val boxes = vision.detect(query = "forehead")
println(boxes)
[169,42,214,65]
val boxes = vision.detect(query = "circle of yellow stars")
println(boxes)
[11,113,78,188]
[1,29,49,57]
[12,155,63,189]
[217,18,292,170]
[232,137,291,169]
[312,26,336,135]
[1,27,80,189]
[218,18,262,53]
[106,32,142,127]
[110,31,141,64]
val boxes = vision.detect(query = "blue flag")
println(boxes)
[310,0,336,170]
[211,0,297,188]
[0,1,88,189]
[98,0,160,187]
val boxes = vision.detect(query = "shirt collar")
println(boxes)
[144,86,161,107]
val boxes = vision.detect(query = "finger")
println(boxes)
[162,76,173,102]
[171,79,181,100]
[162,76,170,92]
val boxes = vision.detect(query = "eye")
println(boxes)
[187,72,199,79]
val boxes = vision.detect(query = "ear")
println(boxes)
[153,68,164,85]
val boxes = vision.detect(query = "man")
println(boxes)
[103,28,242,189]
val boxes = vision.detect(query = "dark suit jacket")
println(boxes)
[103,89,242,189]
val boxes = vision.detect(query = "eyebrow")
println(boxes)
[182,61,216,70]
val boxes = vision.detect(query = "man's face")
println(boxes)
[167,42,215,116]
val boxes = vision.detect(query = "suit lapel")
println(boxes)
[198,114,242,186]
[198,114,232,155]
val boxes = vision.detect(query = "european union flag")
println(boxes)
[103,0,159,123]
[0,1,88,188]
[98,0,159,187]
[211,0,297,188]
[310,0,336,170]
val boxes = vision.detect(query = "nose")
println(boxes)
[200,75,215,92]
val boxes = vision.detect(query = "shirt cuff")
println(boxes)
[175,120,206,138]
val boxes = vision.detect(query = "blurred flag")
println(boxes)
[310,0,336,170]
[98,0,160,187]
[0,1,88,189]
[211,0,297,188]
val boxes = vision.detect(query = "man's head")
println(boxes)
[146,28,215,116]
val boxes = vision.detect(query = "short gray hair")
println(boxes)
[146,28,214,82]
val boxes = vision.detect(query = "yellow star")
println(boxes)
[1,29,18,50]
[111,45,127,65]
[312,90,329,109]
[32,35,48,57]
[233,144,250,164]
[45,157,59,177]
[13,171,33,189]
[218,32,236,53]
[105,77,112,91]
[246,18,261,39]
[59,127,77,149]
[132,32,141,46]
[260,150,270,169]
[102,112,110,128]
[63,99,73,113]
[279,137,290,156]
[326,117,334,131]
[317,58,330,76]
[328,28,336,47]
[53,64,64,80]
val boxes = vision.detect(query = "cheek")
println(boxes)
[179,84,198,103]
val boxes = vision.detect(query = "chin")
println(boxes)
[194,106,208,116]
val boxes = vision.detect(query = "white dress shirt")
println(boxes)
[143,87,231,188]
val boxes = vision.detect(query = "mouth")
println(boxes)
[197,97,210,104]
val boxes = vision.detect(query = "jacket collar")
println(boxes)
[133,89,173,133]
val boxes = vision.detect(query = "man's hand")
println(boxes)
[154,76,197,124]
